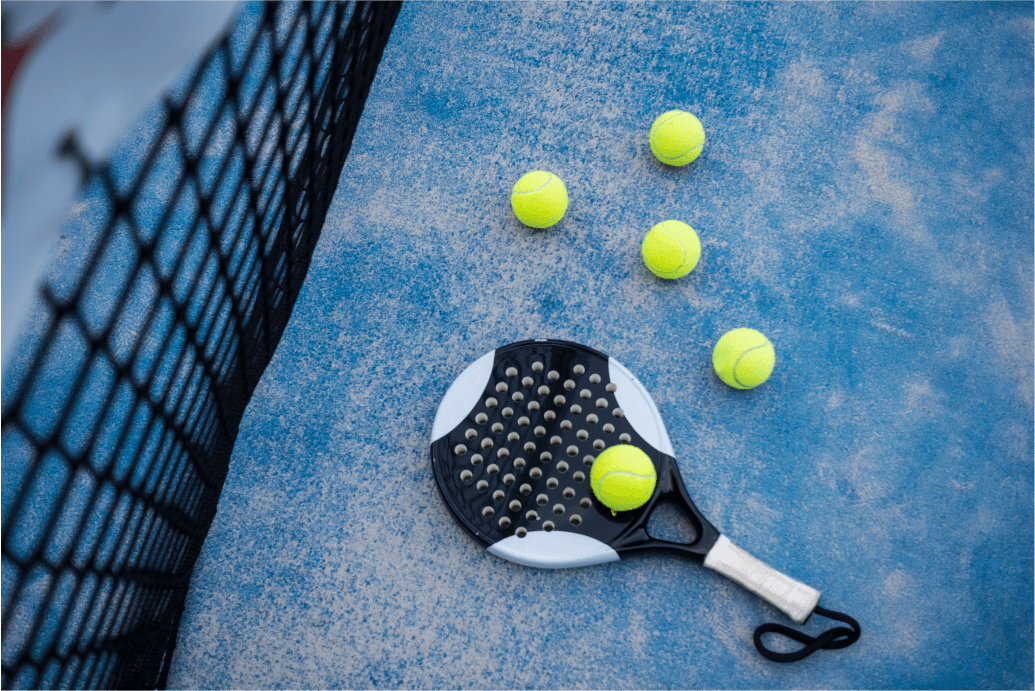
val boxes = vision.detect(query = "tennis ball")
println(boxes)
[649,110,705,166]
[590,444,657,512]
[511,171,568,228]
[712,328,776,389]
[641,220,701,279]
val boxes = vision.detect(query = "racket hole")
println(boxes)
[503,474,516,485]
[502,407,514,418]
[553,504,565,515]
[487,464,500,475]
[486,397,498,408]
[576,430,588,441]
[573,365,586,375]
[483,506,495,517]
[518,416,530,426]
[603,424,615,434]
[497,382,509,393]
[563,487,575,499]
[528,401,540,412]
[499,517,512,528]
[543,521,555,532]
[553,395,566,406]
[534,426,546,437]
[517,528,528,538]
[497,448,510,459]
[570,404,582,415]
[536,494,549,505]
[557,461,569,472]
[526,510,539,521]
[619,433,631,443]
[482,438,494,449]
[514,458,526,470]
[613,408,625,418]
[491,423,503,434]
[587,414,599,424]
[465,429,477,440]
[606,383,617,393]
[471,454,484,465]
[538,385,550,396]
[550,436,562,447]
[569,514,582,526]
[477,480,489,491]
[563,379,576,390]
[589,374,601,384]
[509,500,522,511]
[506,367,518,378]
[566,445,578,457]
[596,398,609,409]
[532,361,544,372]
[593,440,605,450]
[524,441,536,452]
[512,392,525,402]
[508,432,519,442]
[546,478,559,489]
[646,499,698,545]
[529,468,542,479]
[539,452,552,462]
[583,455,594,466]
[455,444,468,456]
[548,370,560,381]
[580,497,592,509]
[560,420,572,430]
[573,471,585,482]
[522,376,534,387]
[476,413,488,424]
[460,470,473,481]
[580,389,592,399]
[544,411,556,422]
[519,484,532,495]
[493,490,504,501]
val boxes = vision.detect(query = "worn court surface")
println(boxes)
[167,2,1034,689]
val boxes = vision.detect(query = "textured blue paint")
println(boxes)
[170,2,1033,689]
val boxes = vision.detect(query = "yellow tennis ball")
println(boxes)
[649,110,705,166]
[590,444,657,512]
[712,328,776,389]
[510,171,568,228]
[641,220,701,279]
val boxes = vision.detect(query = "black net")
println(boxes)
[0,2,401,688]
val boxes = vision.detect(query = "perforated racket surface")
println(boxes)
[431,339,860,660]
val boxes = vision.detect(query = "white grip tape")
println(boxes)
[703,535,821,625]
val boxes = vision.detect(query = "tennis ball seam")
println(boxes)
[593,469,656,489]
[732,342,773,389]
[651,224,688,277]
[540,204,566,227]
[672,142,704,161]
[513,174,554,196]
[652,140,704,163]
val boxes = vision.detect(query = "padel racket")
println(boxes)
[430,339,860,662]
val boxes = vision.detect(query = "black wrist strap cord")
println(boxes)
[753,605,861,662]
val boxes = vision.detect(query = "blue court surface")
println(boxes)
[166,2,1033,689]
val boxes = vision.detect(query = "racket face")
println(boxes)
[430,339,719,569]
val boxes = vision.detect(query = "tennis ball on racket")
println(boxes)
[511,171,568,228]
[641,220,701,279]
[712,328,776,389]
[590,444,657,512]
[649,110,705,166]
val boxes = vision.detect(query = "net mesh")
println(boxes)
[1,2,401,688]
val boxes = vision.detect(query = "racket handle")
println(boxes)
[703,535,821,625]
